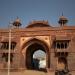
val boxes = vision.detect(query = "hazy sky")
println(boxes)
[0,0,75,28]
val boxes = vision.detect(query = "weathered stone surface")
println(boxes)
[0,20,74,75]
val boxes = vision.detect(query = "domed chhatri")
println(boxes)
[13,17,22,28]
[58,14,68,26]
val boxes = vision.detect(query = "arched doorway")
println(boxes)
[22,38,50,71]
[56,52,68,71]
[57,57,67,70]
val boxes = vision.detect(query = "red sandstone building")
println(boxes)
[0,15,75,73]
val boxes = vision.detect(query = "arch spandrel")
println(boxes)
[21,38,50,51]
[20,36,51,50]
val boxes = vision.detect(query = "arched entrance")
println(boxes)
[56,52,68,71]
[57,57,68,70]
[22,38,50,71]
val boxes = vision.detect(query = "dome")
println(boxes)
[59,15,68,21]
[26,20,51,28]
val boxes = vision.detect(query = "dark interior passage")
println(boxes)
[25,39,49,71]
[26,43,46,70]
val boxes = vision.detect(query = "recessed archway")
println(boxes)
[22,38,50,71]
[57,57,68,71]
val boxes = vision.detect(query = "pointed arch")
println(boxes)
[21,38,50,70]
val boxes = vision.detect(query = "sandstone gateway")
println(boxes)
[0,15,75,73]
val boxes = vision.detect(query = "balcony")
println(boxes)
[0,49,15,53]
[55,48,69,52]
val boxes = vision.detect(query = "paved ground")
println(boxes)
[0,70,74,75]
[0,70,54,75]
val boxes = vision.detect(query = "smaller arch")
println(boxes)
[57,57,68,70]
[61,43,64,49]
[57,43,60,49]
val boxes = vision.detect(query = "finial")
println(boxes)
[62,12,63,16]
